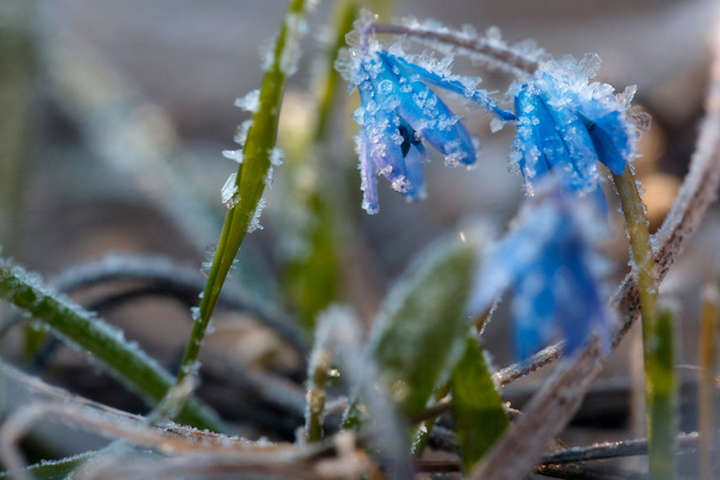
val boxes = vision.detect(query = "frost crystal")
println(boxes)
[234,89,260,113]
[248,196,266,233]
[280,13,308,75]
[221,172,239,208]
[270,147,285,166]
[222,149,244,164]
[234,120,253,146]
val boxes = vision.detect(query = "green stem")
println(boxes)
[646,308,677,480]
[0,259,222,432]
[613,168,674,480]
[304,345,331,442]
[410,383,450,457]
[312,1,357,143]
[175,0,307,387]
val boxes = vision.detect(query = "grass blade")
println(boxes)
[0,258,223,431]
[176,0,308,385]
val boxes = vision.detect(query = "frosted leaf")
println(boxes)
[221,172,239,208]
[222,149,244,164]
[234,89,260,112]
[270,147,285,166]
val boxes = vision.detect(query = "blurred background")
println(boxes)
[1,0,718,476]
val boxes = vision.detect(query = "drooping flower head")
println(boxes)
[336,11,514,214]
[511,54,641,197]
[468,179,612,359]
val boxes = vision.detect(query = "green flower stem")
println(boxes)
[0,259,222,432]
[612,167,674,479]
[698,283,718,480]
[312,1,357,143]
[284,1,356,331]
[646,308,677,479]
[175,0,307,386]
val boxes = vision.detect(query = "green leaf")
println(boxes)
[0,451,97,480]
[369,236,479,416]
[451,337,509,473]
[0,258,223,432]
[177,0,309,384]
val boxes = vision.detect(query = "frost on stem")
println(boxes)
[280,12,309,76]
[379,17,548,77]
[234,89,260,113]
[221,172,239,208]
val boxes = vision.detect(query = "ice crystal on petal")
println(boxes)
[468,181,612,359]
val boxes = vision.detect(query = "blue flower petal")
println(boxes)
[579,111,630,175]
[469,186,611,360]
[379,51,515,121]
[376,54,478,166]
[514,83,601,193]
[357,66,414,194]
[356,129,379,214]
[467,201,560,314]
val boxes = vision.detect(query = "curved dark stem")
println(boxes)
[30,285,197,371]
[48,253,309,357]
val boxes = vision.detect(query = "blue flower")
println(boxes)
[511,54,638,197]
[467,181,611,359]
[337,19,514,214]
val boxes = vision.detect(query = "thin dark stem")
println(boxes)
[49,254,309,356]
[370,23,539,75]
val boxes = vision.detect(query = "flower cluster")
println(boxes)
[336,15,641,358]
[467,181,611,358]
[511,54,638,197]
[336,15,513,214]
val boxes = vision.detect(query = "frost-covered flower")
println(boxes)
[511,54,639,197]
[337,13,514,214]
[468,181,611,359]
